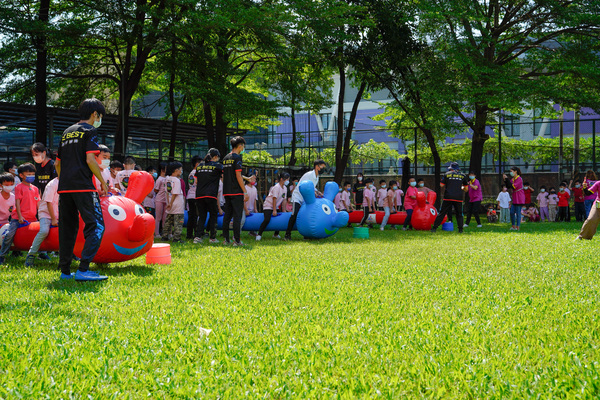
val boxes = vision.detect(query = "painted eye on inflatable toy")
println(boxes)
[108,204,127,221]
[430,208,436,216]
[321,204,332,215]
[135,205,144,215]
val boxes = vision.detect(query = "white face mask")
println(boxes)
[3,185,14,192]
[100,159,111,169]
[358,177,363,182]
[540,189,545,192]
[33,154,44,164]
[284,180,289,186]
[93,117,102,129]
[381,184,386,188]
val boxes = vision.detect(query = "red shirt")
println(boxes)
[524,188,533,204]
[572,187,584,203]
[12,183,40,222]
[557,191,570,207]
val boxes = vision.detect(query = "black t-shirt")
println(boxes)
[441,170,468,201]
[195,161,223,198]
[222,152,244,196]
[34,159,57,195]
[353,181,366,205]
[56,123,100,193]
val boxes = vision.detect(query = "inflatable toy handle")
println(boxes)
[18,220,30,228]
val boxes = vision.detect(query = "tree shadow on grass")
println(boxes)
[95,263,155,277]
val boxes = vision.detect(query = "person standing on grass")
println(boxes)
[31,142,57,196]
[222,136,249,246]
[570,180,585,222]
[583,170,597,218]
[256,172,289,241]
[431,162,468,233]
[402,177,418,231]
[353,172,365,212]
[537,186,549,222]
[359,178,376,227]
[577,179,600,240]
[547,188,558,222]
[523,182,534,206]
[503,166,525,231]
[54,98,108,281]
[496,185,511,223]
[154,162,168,238]
[464,171,483,228]
[162,162,185,243]
[186,155,202,240]
[194,148,223,244]
[556,183,570,222]
[285,160,326,240]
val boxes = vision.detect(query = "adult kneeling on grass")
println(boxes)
[577,180,600,240]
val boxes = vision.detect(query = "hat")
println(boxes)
[449,162,460,171]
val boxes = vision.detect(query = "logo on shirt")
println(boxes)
[8,206,13,213]
[166,182,172,193]
[188,175,195,186]
[122,177,129,188]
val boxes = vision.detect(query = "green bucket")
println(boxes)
[353,227,370,239]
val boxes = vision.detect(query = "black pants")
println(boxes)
[58,191,105,275]
[575,202,585,222]
[258,209,280,236]
[223,195,244,243]
[403,209,413,228]
[360,206,370,226]
[285,202,302,238]
[433,200,463,231]
[186,198,199,239]
[196,197,218,239]
[465,201,482,225]
[558,206,569,222]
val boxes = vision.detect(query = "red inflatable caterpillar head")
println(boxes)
[410,191,445,230]
[73,171,156,263]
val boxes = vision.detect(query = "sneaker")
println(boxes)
[402,227,407,231]
[463,224,468,228]
[223,240,231,246]
[273,234,281,239]
[249,231,258,237]
[458,230,463,234]
[430,228,437,233]
[232,241,245,247]
[380,227,384,231]
[255,235,262,241]
[477,225,482,228]
[283,235,291,241]
[193,237,203,244]
[38,252,51,260]
[209,238,220,244]
[74,270,108,281]
[24,255,35,267]
[60,272,75,280]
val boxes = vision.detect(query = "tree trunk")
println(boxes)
[203,102,215,149]
[34,0,50,146]
[113,91,132,159]
[215,106,228,156]
[334,65,346,184]
[288,105,297,166]
[423,128,442,208]
[468,104,490,177]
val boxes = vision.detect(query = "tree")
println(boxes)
[414,0,600,177]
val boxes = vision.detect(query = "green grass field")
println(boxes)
[1,222,599,398]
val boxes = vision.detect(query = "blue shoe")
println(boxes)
[38,253,50,260]
[24,255,35,267]
[74,270,108,281]
[60,273,75,280]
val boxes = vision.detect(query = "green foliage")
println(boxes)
[242,150,282,166]
[1,224,599,397]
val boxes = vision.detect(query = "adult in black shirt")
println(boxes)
[55,98,109,281]
[353,172,365,208]
[194,149,223,242]
[222,136,248,245]
[31,142,57,196]
[431,162,469,233]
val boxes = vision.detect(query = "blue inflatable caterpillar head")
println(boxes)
[296,181,349,239]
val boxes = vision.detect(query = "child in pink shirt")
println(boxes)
[256,172,289,240]
[360,178,375,227]
[377,180,388,210]
[244,176,258,215]
[536,186,549,222]
[162,162,185,242]
[403,177,418,230]
[395,186,404,211]
[0,173,16,227]
[0,164,40,264]
[26,177,59,266]
[380,180,398,231]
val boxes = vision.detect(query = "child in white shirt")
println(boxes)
[496,185,512,223]
[162,162,185,243]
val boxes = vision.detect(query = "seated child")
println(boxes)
[0,163,40,265]
[522,203,540,222]
[0,173,16,227]
[486,205,498,223]
[26,177,59,266]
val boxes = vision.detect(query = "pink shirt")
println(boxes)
[38,178,59,220]
[536,192,549,208]
[187,170,197,199]
[0,191,15,225]
[589,181,600,202]
[245,184,257,212]
[585,180,597,201]
[362,187,375,207]
[94,168,113,192]
[334,192,342,209]
[115,169,136,195]
[404,186,418,210]
[377,188,388,207]
[264,183,287,210]
[154,176,167,204]
[142,190,155,209]
[12,183,40,222]
[510,176,525,205]
[548,193,558,205]
[467,179,483,202]
[396,189,404,206]
[335,190,350,210]
[166,176,185,214]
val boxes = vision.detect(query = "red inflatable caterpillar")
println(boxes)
[0,171,155,263]
[348,190,445,230]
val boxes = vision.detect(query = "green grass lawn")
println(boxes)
[1,221,599,398]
